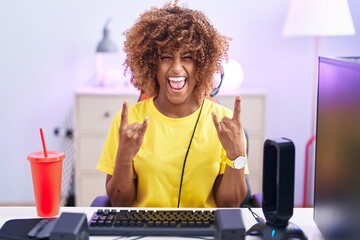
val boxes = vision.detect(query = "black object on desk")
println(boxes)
[50,212,89,240]
[314,56,360,240]
[0,218,44,240]
[246,138,307,240]
[214,208,245,240]
[246,222,307,240]
[28,218,57,239]
[0,212,88,240]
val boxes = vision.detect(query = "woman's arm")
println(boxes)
[213,167,247,207]
[212,96,248,207]
[105,152,137,206]
[105,100,148,206]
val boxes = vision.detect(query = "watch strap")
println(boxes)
[225,156,247,169]
[225,158,235,168]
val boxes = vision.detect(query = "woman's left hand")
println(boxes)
[212,96,246,159]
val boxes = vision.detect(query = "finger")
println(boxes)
[221,117,231,126]
[143,116,149,126]
[212,111,221,131]
[127,124,141,137]
[139,117,149,138]
[120,100,128,131]
[232,96,241,122]
[128,117,148,137]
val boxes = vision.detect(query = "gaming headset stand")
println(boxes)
[246,221,307,240]
[246,138,308,240]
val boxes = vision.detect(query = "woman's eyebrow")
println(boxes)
[181,51,192,55]
[160,50,192,56]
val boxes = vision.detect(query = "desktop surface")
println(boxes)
[0,206,323,240]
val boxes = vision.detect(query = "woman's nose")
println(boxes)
[171,57,183,73]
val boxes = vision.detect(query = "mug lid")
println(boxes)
[27,151,65,162]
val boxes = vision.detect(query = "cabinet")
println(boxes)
[74,87,139,206]
[74,87,266,206]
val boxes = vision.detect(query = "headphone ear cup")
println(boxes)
[210,87,219,97]
[210,66,224,97]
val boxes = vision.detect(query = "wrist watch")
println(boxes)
[226,156,247,169]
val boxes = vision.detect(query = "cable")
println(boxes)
[185,237,212,240]
[111,236,145,240]
[243,205,265,223]
[177,99,205,208]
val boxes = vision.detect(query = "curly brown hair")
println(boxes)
[123,1,230,102]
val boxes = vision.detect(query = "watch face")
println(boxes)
[234,160,242,169]
[234,157,246,169]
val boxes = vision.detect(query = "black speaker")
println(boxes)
[50,212,89,240]
[262,138,295,227]
[246,138,307,240]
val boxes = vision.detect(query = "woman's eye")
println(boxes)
[161,56,172,60]
[184,56,193,59]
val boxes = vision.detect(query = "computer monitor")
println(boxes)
[314,56,360,240]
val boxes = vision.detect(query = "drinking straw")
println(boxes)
[39,128,48,158]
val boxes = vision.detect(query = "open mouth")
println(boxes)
[168,77,186,90]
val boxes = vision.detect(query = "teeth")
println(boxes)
[168,77,186,81]
[168,77,186,90]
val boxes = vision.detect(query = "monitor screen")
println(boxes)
[314,56,360,240]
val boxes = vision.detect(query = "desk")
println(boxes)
[0,207,323,239]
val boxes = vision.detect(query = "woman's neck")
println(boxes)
[153,96,202,118]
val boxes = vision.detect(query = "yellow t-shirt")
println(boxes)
[97,97,248,208]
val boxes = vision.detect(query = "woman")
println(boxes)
[97,1,249,208]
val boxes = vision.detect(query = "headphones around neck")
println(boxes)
[210,66,224,97]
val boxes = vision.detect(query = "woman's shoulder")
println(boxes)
[204,98,233,116]
[112,97,152,121]
[127,97,153,118]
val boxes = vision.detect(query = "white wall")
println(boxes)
[0,0,359,205]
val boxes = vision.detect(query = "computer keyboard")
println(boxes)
[88,209,216,237]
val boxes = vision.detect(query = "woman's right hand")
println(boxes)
[118,100,149,161]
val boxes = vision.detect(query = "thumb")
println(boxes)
[212,111,220,130]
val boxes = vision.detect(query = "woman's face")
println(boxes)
[156,47,197,105]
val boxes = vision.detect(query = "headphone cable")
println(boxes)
[177,99,205,208]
